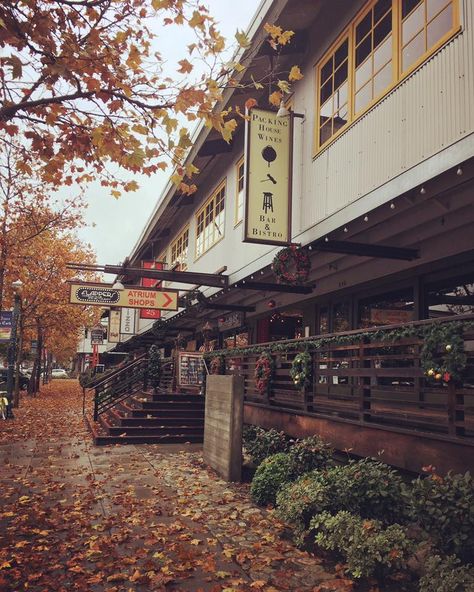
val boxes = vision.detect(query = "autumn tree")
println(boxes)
[0,141,86,311]
[0,1,299,196]
[2,227,100,400]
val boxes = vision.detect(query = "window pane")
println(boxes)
[356,35,372,67]
[321,57,333,84]
[320,96,332,119]
[335,104,348,125]
[356,12,372,45]
[427,3,453,48]
[403,30,425,70]
[356,58,372,91]
[403,3,424,45]
[358,288,414,328]
[426,277,474,318]
[320,77,333,104]
[403,0,422,19]
[374,61,392,96]
[333,301,351,332]
[334,61,348,90]
[374,35,392,70]
[335,39,348,68]
[319,120,333,146]
[374,0,392,23]
[374,11,392,48]
[355,82,372,113]
[428,0,450,20]
[334,82,348,110]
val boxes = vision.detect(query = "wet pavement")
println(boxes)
[0,381,343,592]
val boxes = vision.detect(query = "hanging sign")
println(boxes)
[69,282,178,311]
[120,308,136,335]
[90,327,104,345]
[0,311,13,342]
[244,107,293,246]
[140,260,163,320]
[108,309,121,343]
[217,311,244,332]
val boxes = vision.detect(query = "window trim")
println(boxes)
[314,0,461,155]
[194,179,226,260]
[234,156,245,227]
[170,224,189,271]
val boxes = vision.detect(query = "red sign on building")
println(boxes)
[140,260,163,319]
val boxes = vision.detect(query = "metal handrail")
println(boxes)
[86,353,147,391]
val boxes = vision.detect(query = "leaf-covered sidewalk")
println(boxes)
[0,382,349,592]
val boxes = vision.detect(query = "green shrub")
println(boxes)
[419,555,474,592]
[250,452,293,506]
[287,435,333,476]
[244,427,290,466]
[276,458,409,545]
[276,470,330,546]
[311,511,413,581]
[242,424,259,448]
[410,471,474,562]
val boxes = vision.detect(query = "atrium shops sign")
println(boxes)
[244,108,293,246]
[69,282,178,311]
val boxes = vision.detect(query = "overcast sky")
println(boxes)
[73,1,259,279]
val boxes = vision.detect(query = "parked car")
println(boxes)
[0,369,30,390]
[51,368,69,379]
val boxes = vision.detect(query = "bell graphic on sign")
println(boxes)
[261,145,276,167]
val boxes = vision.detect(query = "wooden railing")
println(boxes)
[217,315,474,442]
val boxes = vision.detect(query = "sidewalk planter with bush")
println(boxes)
[244,425,474,590]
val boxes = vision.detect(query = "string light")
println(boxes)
[420,186,426,195]
[343,227,348,233]
[308,245,313,250]
[457,166,463,176]
[324,237,329,242]
[364,215,369,222]
[390,203,395,210]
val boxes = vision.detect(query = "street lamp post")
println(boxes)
[6,279,23,419]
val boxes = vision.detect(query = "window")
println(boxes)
[235,157,245,225]
[425,275,474,319]
[358,287,415,328]
[316,0,459,150]
[170,226,189,271]
[196,181,226,258]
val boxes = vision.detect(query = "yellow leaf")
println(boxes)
[251,75,263,90]
[269,90,282,107]
[0,561,11,570]
[222,118,237,143]
[289,65,304,81]
[277,80,290,94]
[106,573,127,582]
[235,30,250,48]
[190,539,201,545]
[216,571,231,579]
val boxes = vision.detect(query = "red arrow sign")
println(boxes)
[161,292,173,308]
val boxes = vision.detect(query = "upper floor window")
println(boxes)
[196,181,226,258]
[316,0,459,150]
[170,226,189,271]
[235,157,245,225]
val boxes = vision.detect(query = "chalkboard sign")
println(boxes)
[178,352,204,387]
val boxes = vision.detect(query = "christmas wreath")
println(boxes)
[254,351,274,396]
[272,245,310,285]
[290,351,312,388]
[421,323,467,384]
[210,355,225,375]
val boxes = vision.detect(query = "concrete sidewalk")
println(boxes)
[0,382,344,592]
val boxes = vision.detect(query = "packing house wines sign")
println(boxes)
[244,107,293,246]
[69,283,178,311]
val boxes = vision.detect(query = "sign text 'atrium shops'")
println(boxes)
[69,283,178,311]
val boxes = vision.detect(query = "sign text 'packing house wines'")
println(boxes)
[244,107,293,246]
[69,283,178,311]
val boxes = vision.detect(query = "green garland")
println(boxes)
[420,323,467,383]
[205,320,474,378]
[254,351,274,396]
[147,345,162,390]
[290,351,312,388]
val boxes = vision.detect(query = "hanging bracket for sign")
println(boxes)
[69,282,179,311]
[243,107,293,246]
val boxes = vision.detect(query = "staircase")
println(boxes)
[93,391,205,445]
[85,356,205,446]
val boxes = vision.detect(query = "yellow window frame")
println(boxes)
[314,0,461,155]
[170,225,189,271]
[195,180,226,260]
[234,156,245,226]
